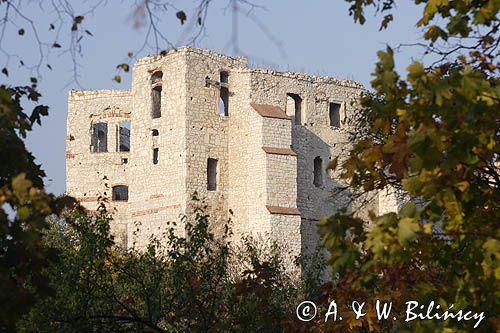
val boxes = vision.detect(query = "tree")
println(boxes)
[18,200,308,332]
[1,1,498,331]
[316,0,499,331]
[0,83,78,331]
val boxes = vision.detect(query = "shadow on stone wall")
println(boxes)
[292,125,354,267]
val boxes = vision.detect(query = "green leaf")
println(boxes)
[399,202,416,218]
[116,63,130,72]
[397,218,420,246]
[407,61,425,80]
[12,173,33,195]
[424,25,448,42]
[327,157,338,171]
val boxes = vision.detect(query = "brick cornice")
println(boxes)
[76,196,99,202]
[266,205,301,216]
[262,146,296,156]
[131,204,181,217]
[250,103,290,120]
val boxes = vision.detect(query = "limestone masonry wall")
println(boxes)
[66,46,398,262]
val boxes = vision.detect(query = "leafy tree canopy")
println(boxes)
[317,0,499,331]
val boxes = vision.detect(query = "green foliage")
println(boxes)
[0,83,77,332]
[317,0,500,331]
[18,203,312,332]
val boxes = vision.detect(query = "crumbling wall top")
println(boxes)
[134,46,248,68]
[246,67,365,90]
[68,89,131,101]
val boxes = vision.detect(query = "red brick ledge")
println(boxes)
[250,103,290,120]
[266,205,301,216]
[76,196,99,202]
[131,204,181,217]
[262,146,297,156]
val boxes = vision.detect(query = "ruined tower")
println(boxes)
[66,47,390,259]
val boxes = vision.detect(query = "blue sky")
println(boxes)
[1,0,425,195]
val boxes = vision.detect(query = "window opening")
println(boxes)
[91,122,108,152]
[219,87,229,116]
[286,93,302,125]
[118,122,130,152]
[313,156,323,187]
[151,85,162,119]
[112,185,128,201]
[151,71,163,84]
[207,158,218,191]
[329,102,341,127]
[153,148,159,165]
[220,71,229,84]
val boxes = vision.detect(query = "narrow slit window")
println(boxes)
[220,71,229,84]
[329,102,341,127]
[313,156,323,187]
[219,87,229,116]
[153,148,159,164]
[91,122,108,152]
[207,158,218,191]
[286,93,302,125]
[112,185,128,201]
[151,85,162,119]
[118,121,130,152]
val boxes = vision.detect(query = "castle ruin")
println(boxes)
[66,47,397,260]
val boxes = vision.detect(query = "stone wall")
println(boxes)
[247,69,369,258]
[127,50,188,248]
[66,89,132,247]
[66,46,396,267]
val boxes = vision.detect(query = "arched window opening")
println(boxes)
[286,93,303,125]
[151,71,163,84]
[118,121,130,152]
[207,158,218,191]
[152,129,159,136]
[329,102,341,127]
[91,122,108,152]
[112,185,128,201]
[313,156,323,187]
